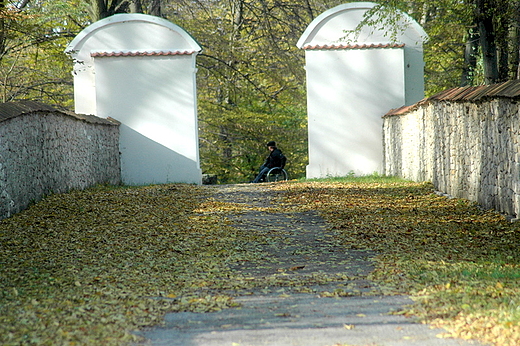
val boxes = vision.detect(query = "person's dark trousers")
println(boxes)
[252,165,270,183]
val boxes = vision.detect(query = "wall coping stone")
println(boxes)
[384,79,520,118]
[0,100,119,126]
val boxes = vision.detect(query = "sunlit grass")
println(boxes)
[299,172,409,184]
[460,262,520,281]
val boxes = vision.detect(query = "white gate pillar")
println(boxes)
[66,14,202,185]
[297,2,427,178]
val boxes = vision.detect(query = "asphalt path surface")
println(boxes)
[135,183,486,346]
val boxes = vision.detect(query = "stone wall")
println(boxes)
[0,101,120,220]
[383,81,520,218]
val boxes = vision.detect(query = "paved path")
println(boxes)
[135,184,486,346]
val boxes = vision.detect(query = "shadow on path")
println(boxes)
[135,183,486,346]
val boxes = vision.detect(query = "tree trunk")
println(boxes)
[461,26,479,86]
[304,0,314,20]
[129,0,143,13]
[0,0,5,57]
[495,0,510,82]
[148,0,162,17]
[88,0,137,21]
[88,0,108,21]
[512,1,520,79]
[475,0,499,84]
[219,125,233,179]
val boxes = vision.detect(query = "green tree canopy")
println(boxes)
[4,0,520,182]
[361,0,520,92]
[0,0,89,106]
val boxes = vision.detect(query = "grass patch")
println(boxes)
[460,261,520,281]
[300,172,408,184]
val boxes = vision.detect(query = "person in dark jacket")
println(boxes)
[252,141,283,183]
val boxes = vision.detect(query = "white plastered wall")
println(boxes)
[65,14,202,185]
[298,2,427,178]
[305,48,405,177]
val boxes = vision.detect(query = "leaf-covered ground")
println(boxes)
[0,184,249,345]
[1,179,519,345]
[273,179,520,346]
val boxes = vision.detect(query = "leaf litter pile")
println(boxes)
[0,184,252,345]
[1,179,520,345]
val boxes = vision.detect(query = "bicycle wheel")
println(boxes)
[265,168,288,182]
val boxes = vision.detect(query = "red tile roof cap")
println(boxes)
[303,43,405,50]
[91,50,196,57]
